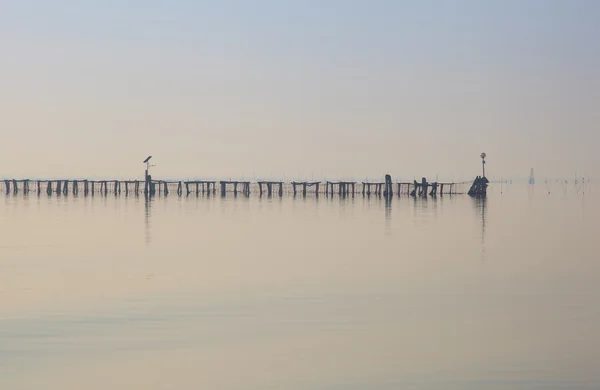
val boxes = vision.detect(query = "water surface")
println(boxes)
[1,184,599,389]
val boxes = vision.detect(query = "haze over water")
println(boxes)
[1,183,598,389]
[1,1,599,388]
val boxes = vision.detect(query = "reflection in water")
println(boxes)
[2,186,600,390]
[384,195,392,234]
[473,197,487,261]
[144,194,152,245]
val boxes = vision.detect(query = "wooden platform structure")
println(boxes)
[3,179,146,196]
[219,181,251,196]
[325,181,356,196]
[184,181,217,195]
[257,181,283,196]
[291,181,320,196]
[1,177,468,197]
[362,182,385,196]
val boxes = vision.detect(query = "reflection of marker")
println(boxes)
[144,194,152,245]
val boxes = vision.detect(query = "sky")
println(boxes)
[1,0,598,181]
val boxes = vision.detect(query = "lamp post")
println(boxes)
[480,153,487,178]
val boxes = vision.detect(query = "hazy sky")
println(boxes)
[1,1,598,181]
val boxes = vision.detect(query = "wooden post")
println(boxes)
[4,180,9,194]
[302,183,307,196]
[278,182,283,196]
[104,181,108,196]
[429,182,437,196]
[292,183,297,196]
[267,183,272,196]
[233,182,238,195]
[47,181,53,195]
[177,181,182,196]
[315,183,320,195]
[384,174,392,198]
[12,179,17,194]
[56,180,62,195]
[37,180,41,194]
[220,182,226,196]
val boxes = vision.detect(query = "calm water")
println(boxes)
[1,184,599,390]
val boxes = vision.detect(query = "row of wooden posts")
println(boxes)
[2,178,462,197]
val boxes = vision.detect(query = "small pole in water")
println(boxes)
[481,152,487,178]
[143,156,152,195]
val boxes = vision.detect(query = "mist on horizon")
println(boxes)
[1,1,598,181]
